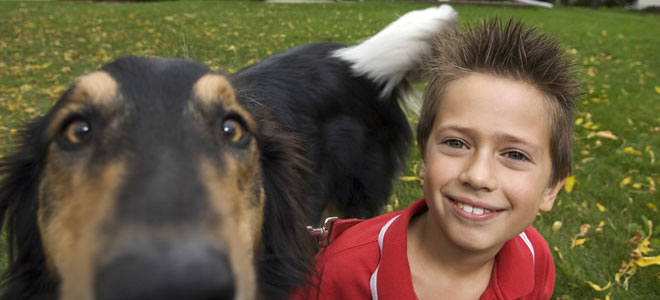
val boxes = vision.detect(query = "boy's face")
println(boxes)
[420,73,564,253]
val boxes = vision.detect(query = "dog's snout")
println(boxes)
[94,242,235,300]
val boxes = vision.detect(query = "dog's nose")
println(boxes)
[94,243,235,300]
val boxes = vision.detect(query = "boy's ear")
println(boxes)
[419,162,427,180]
[540,177,566,212]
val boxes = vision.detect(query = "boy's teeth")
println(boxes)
[456,200,492,215]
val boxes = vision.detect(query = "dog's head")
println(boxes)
[0,56,314,300]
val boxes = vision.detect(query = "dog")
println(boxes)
[0,5,457,300]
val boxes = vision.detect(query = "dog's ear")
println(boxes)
[0,117,59,299]
[255,119,316,300]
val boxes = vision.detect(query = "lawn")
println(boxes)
[0,0,658,299]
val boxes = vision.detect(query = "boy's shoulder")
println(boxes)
[488,225,555,299]
[300,210,407,299]
[516,225,553,264]
[316,199,426,267]
[498,225,553,272]
[317,209,402,262]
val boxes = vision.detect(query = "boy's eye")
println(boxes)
[504,151,529,161]
[444,139,468,149]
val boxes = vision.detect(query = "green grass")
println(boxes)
[1,1,659,298]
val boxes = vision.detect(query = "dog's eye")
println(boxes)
[58,119,92,148]
[222,118,249,145]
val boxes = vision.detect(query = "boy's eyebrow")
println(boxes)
[434,125,477,139]
[497,133,539,147]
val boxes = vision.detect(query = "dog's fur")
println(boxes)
[0,5,457,300]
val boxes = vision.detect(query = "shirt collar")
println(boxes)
[374,199,426,299]
[488,231,536,299]
[375,199,536,300]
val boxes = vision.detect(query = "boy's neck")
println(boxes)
[407,211,503,299]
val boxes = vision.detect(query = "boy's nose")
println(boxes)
[458,152,498,191]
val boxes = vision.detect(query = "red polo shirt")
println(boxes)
[295,199,554,300]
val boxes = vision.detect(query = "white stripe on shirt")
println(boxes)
[518,231,535,263]
[370,215,400,300]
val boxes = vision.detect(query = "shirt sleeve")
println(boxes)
[540,244,555,300]
[531,227,555,300]
[291,242,378,300]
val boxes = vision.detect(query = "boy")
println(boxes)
[296,18,578,300]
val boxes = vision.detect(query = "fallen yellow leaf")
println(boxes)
[597,203,606,212]
[624,147,642,156]
[648,177,656,193]
[655,86,660,94]
[586,280,611,291]
[638,237,653,254]
[564,176,576,193]
[596,130,618,140]
[629,231,643,244]
[620,177,632,188]
[649,149,656,165]
[581,157,595,163]
[579,224,591,236]
[595,221,606,234]
[615,260,637,288]
[571,237,588,248]
[587,68,596,77]
[399,176,422,183]
[636,255,660,267]
[584,121,599,130]
[552,221,563,232]
[585,84,595,93]
[553,246,563,260]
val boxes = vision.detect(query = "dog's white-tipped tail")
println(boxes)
[334,5,458,98]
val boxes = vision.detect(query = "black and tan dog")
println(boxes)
[0,5,457,300]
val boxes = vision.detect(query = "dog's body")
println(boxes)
[232,41,411,222]
[0,5,457,300]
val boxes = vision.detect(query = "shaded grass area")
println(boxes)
[1,1,658,298]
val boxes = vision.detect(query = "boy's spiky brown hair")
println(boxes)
[417,18,580,185]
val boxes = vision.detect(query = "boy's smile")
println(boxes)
[448,194,505,220]
[420,73,564,254]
